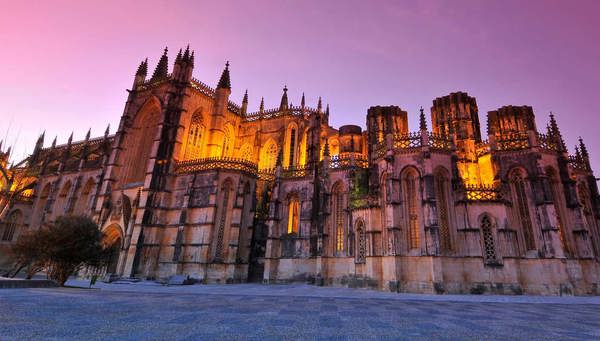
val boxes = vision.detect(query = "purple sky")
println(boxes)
[1,0,599,172]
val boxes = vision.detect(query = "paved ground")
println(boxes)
[1,281,600,340]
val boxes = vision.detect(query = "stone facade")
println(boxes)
[2,46,600,295]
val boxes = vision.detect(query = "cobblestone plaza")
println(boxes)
[1,282,600,340]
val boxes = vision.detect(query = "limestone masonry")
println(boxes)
[1,46,599,295]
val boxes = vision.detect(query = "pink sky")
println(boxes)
[1,0,599,172]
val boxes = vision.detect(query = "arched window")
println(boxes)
[332,182,345,254]
[403,168,421,249]
[355,220,366,263]
[222,124,234,157]
[298,129,308,166]
[214,179,233,261]
[546,168,569,255]
[578,182,599,256]
[184,112,205,160]
[56,180,72,215]
[480,214,498,264]
[510,170,535,251]
[287,195,300,234]
[239,143,254,161]
[259,140,278,170]
[2,210,22,242]
[38,183,52,213]
[75,178,95,215]
[578,183,596,231]
[124,103,160,183]
[285,124,298,167]
[435,170,452,253]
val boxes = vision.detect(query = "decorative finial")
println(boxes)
[259,97,265,113]
[243,89,248,104]
[279,85,289,111]
[217,61,231,89]
[419,106,427,131]
[85,128,91,141]
[301,92,305,108]
[579,136,589,158]
[317,96,322,112]
[151,46,169,80]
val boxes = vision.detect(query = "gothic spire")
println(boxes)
[175,48,183,64]
[549,112,566,151]
[241,90,249,115]
[151,47,169,80]
[183,45,190,61]
[419,106,427,131]
[259,97,265,113]
[85,128,91,141]
[51,136,57,149]
[301,92,305,108]
[136,58,148,76]
[579,136,589,159]
[67,132,73,146]
[575,146,582,162]
[279,85,289,111]
[217,61,231,89]
[317,96,323,112]
[189,51,195,66]
[104,124,110,137]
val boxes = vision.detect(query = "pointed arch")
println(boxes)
[75,177,96,215]
[434,167,452,253]
[221,123,235,157]
[238,143,254,161]
[509,168,535,251]
[479,214,500,264]
[2,209,22,242]
[102,224,124,274]
[286,193,300,235]
[545,167,570,255]
[298,128,308,166]
[123,97,161,184]
[284,122,299,167]
[55,180,72,215]
[183,110,206,160]
[259,139,278,170]
[214,178,234,261]
[355,219,366,263]
[401,166,421,250]
[331,180,346,254]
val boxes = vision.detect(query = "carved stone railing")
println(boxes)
[137,74,172,91]
[393,132,422,149]
[496,132,530,151]
[257,169,275,181]
[330,153,369,170]
[175,157,258,175]
[190,78,216,98]
[465,184,503,202]
[243,105,319,122]
[372,142,386,159]
[428,133,453,151]
[281,164,311,178]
